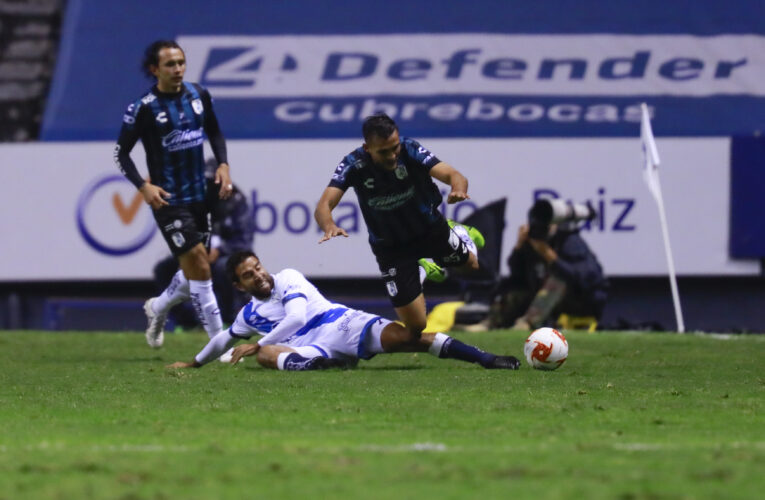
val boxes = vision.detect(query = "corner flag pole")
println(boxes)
[640,103,685,333]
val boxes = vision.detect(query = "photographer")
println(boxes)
[489,199,609,330]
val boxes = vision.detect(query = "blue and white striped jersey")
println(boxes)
[115,82,228,205]
[228,268,343,344]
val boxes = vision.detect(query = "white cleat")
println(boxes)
[143,298,166,348]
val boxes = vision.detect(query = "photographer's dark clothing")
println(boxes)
[492,229,608,328]
[207,184,255,256]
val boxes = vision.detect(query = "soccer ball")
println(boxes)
[524,327,568,370]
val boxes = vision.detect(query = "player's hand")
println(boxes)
[215,163,233,200]
[318,225,349,243]
[446,189,470,204]
[207,247,220,264]
[230,344,259,364]
[139,183,171,209]
[166,361,196,369]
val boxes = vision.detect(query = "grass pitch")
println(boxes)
[0,329,763,499]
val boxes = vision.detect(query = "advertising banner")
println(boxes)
[41,0,765,140]
[0,139,758,281]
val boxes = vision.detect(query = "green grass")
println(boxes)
[0,329,763,499]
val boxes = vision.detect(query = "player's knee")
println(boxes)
[462,252,480,272]
[255,349,275,369]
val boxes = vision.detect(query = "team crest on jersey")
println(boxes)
[171,232,185,248]
[191,98,203,114]
[394,165,408,180]
[385,280,398,297]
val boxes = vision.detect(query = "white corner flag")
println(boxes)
[640,103,685,333]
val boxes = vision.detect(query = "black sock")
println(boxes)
[440,337,496,366]
[281,353,324,371]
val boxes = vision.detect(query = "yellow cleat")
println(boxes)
[418,258,446,283]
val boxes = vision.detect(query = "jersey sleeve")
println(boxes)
[228,304,259,339]
[277,268,314,303]
[402,138,441,170]
[114,101,146,189]
[327,153,355,191]
[199,86,228,165]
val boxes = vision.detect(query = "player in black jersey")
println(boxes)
[315,113,483,347]
[114,40,233,350]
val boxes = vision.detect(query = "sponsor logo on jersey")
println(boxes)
[368,186,415,210]
[161,128,204,152]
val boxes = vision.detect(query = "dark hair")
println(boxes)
[142,40,183,78]
[225,250,258,283]
[362,113,398,142]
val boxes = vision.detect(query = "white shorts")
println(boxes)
[279,308,390,362]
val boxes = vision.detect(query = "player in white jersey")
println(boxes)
[168,251,521,371]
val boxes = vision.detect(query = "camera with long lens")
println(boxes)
[527,198,597,240]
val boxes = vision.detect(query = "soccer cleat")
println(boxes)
[143,298,166,348]
[482,355,522,370]
[447,219,485,249]
[418,258,446,283]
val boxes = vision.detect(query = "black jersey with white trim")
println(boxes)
[114,82,228,205]
[329,137,445,249]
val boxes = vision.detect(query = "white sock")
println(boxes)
[189,279,223,339]
[418,265,427,285]
[452,225,477,258]
[428,332,450,357]
[276,352,291,370]
[152,269,189,314]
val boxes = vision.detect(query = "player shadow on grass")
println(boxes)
[240,364,426,372]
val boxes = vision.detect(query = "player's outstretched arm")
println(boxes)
[430,162,469,204]
[315,186,349,243]
[166,330,235,369]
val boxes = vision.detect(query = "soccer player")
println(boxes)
[167,251,520,371]
[314,113,484,350]
[114,40,232,348]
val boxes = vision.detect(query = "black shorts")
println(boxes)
[374,219,471,308]
[152,202,211,257]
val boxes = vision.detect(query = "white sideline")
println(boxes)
[5,441,764,454]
